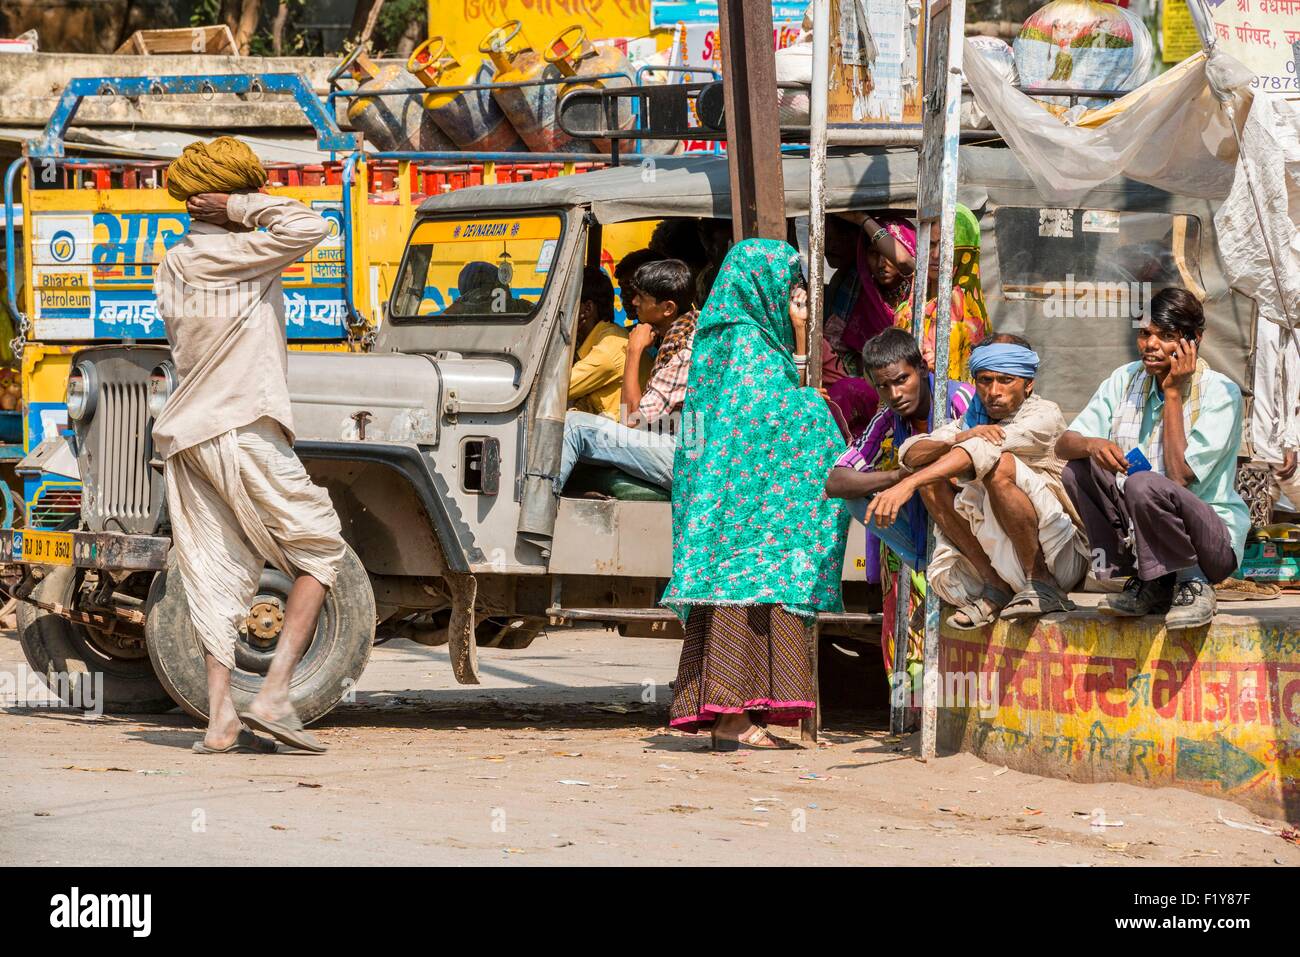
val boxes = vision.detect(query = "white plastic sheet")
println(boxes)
[1214,93,1300,331]
[1250,317,1300,464]
[962,41,1250,206]
[1219,93,1300,463]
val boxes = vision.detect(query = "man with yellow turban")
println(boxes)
[152,137,345,755]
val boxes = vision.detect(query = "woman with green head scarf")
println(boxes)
[894,203,989,380]
[663,239,850,750]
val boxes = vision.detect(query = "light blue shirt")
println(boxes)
[1068,361,1249,565]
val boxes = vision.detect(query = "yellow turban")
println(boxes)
[166,136,268,202]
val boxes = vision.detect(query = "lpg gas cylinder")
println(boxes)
[407,36,527,153]
[544,25,634,153]
[341,47,454,152]
[483,20,589,155]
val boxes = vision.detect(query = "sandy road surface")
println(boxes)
[2,628,1297,866]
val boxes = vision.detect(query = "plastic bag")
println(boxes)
[963,37,1017,128]
[1013,0,1154,112]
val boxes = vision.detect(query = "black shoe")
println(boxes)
[1165,580,1216,630]
[1100,573,1174,617]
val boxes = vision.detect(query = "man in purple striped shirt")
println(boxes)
[825,328,974,571]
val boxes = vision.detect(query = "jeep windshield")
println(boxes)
[390,212,564,322]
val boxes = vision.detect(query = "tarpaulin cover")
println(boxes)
[965,43,1253,205]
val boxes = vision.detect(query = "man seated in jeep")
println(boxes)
[568,266,649,421]
[552,259,697,495]
[443,260,531,316]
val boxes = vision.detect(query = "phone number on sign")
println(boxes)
[1252,75,1299,90]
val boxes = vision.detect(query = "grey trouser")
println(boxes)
[1062,459,1237,584]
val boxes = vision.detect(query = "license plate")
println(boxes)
[16,530,74,565]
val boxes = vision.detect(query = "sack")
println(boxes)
[1014,0,1153,113]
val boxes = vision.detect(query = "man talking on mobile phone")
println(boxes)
[1054,288,1248,629]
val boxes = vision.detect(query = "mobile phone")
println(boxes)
[1125,448,1152,475]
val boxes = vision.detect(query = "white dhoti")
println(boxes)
[164,416,346,670]
[928,457,1090,607]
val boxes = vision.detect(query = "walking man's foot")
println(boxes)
[202,692,245,752]
[240,695,327,753]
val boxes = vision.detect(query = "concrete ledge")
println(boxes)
[937,593,1300,823]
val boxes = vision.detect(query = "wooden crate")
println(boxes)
[114,25,239,56]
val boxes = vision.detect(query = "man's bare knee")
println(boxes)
[987,452,1018,486]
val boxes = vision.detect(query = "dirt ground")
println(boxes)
[2,626,1298,867]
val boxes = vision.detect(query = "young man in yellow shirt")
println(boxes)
[569,267,633,420]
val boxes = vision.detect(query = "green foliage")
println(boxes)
[189,0,221,27]
[374,0,426,55]
[249,0,313,57]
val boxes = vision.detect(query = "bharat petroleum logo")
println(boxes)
[49,229,76,264]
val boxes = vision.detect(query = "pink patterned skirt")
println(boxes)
[669,604,815,732]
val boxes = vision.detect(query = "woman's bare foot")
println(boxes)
[710,712,788,750]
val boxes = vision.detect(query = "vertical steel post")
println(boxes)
[716,0,787,241]
[801,0,833,743]
[913,0,966,760]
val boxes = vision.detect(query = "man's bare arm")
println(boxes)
[863,448,977,528]
[900,437,953,470]
[825,467,903,500]
[1055,429,1129,473]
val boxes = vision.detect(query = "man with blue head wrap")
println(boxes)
[864,334,1091,629]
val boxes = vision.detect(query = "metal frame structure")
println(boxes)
[805,0,967,750]
[27,73,358,158]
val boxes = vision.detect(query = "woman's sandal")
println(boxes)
[1000,579,1077,621]
[946,586,1012,631]
[711,725,802,751]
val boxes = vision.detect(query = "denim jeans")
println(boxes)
[555,411,677,494]
[848,494,928,569]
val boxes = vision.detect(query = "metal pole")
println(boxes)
[716,0,786,241]
[807,0,831,386]
[918,0,967,761]
[801,0,832,745]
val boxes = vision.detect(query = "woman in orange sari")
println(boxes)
[893,204,988,380]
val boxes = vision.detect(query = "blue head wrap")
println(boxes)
[964,343,1039,426]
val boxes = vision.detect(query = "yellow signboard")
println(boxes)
[431,0,654,61]
[1209,0,1300,93]
[1161,0,1201,64]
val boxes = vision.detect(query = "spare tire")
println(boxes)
[145,545,375,725]
[16,565,174,714]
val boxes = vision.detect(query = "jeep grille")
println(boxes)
[97,379,153,522]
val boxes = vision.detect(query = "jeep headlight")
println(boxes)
[65,362,98,422]
[148,362,176,418]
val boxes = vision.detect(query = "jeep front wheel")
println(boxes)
[144,545,376,725]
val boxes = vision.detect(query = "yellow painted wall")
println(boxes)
[429,0,655,64]
[937,609,1300,823]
